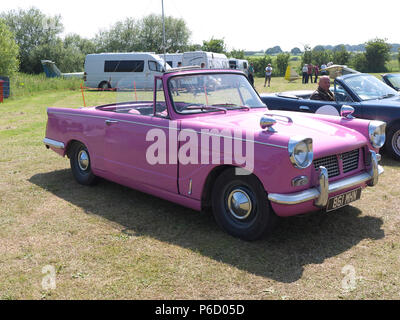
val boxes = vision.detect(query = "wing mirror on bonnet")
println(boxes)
[340,105,355,119]
[260,116,277,132]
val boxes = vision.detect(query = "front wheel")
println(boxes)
[386,123,400,161]
[69,142,97,185]
[211,168,277,241]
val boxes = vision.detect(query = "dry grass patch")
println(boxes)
[1,83,400,300]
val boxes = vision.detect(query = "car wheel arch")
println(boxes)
[386,119,400,132]
[385,119,400,159]
[66,139,85,158]
[200,165,268,211]
[98,81,111,89]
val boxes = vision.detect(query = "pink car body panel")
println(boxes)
[44,69,383,217]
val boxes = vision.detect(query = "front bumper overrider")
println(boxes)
[268,150,383,207]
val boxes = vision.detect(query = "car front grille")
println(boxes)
[313,154,340,178]
[313,148,360,178]
[342,149,360,173]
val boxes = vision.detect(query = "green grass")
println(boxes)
[1,80,400,299]
[7,73,82,100]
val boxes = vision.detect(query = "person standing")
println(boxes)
[264,63,272,87]
[314,64,319,83]
[248,62,255,87]
[302,64,308,84]
[307,64,313,84]
[320,63,327,75]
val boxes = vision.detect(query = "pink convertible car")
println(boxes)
[43,69,385,240]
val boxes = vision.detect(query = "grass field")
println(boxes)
[1,76,400,300]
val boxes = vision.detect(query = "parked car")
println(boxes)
[229,58,249,76]
[161,53,183,68]
[41,60,83,79]
[43,69,385,240]
[324,64,360,79]
[381,73,400,91]
[182,51,229,69]
[260,73,400,160]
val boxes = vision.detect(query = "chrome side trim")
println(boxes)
[188,178,193,195]
[43,138,65,149]
[47,110,288,149]
[268,164,384,205]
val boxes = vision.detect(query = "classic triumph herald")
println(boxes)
[43,69,385,240]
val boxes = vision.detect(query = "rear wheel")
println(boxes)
[386,123,400,161]
[211,168,277,241]
[69,142,97,185]
[98,81,110,90]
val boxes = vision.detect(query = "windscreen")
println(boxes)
[168,73,265,114]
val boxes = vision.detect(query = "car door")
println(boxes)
[101,78,178,194]
[295,81,361,116]
[331,80,364,117]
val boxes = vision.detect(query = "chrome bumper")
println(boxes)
[268,150,383,206]
[43,138,65,149]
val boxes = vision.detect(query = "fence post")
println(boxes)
[0,80,3,103]
[134,81,137,102]
[80,83,86,107]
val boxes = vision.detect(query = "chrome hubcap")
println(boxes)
[392,130,400,155]
[77,150,89,171]
[227,188,253,220]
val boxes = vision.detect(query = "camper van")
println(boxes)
[182,51,229,69]
[229,58,249,75]
[161,53,183,68]
[84,53,169,90]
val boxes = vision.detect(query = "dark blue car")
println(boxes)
[260,73,400,160]
[382,73,400,91]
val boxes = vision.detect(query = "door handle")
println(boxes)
[299,106,310,111]
[105,120,118,125]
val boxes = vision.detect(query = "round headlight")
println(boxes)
[294,141,308,166]
[289,137,313,169]
[369,121,386,148]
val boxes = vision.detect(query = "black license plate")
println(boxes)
[326,188,362,212]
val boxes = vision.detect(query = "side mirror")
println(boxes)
[340,105,355,119]
[260,116,276,132]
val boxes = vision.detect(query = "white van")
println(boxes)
[161,53,183,68]
[229,58,249,76]
[84,52,169,90]
[182,51,229,69]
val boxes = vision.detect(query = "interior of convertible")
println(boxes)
[276,90,314,100]
[276,87,352,102]
[97,102,169,117]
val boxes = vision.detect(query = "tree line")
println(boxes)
[0,8,240,76]
[300,40,397,73]
[0,7,399,77]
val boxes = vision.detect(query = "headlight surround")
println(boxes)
[368,121,386,148]
[288,137,313,169]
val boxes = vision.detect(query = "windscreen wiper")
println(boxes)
[184,104,227,113]
[212,103,250,111]
[379,93,396,99]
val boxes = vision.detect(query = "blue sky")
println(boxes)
[2,0,399,51]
